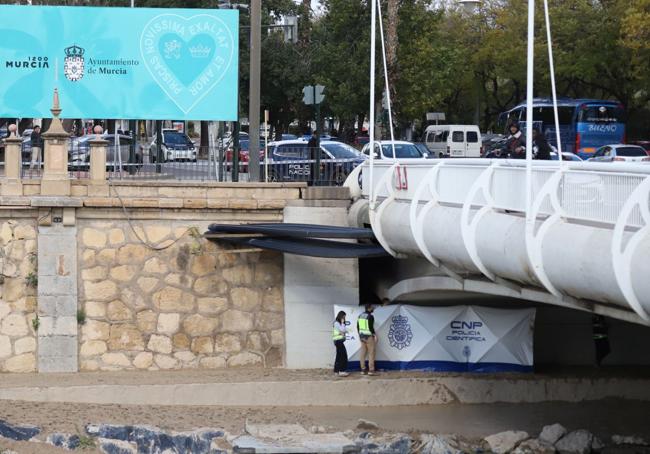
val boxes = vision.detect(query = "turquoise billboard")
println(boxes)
[0,5,239,120]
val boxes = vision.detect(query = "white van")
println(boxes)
[424,125,482,158]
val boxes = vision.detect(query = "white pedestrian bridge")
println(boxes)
[347,159,650,326]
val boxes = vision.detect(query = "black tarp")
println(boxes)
[204,223,387,258]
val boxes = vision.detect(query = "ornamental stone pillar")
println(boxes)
[89,125,108,183]
[41,89,71,196]
[1,124,23,196]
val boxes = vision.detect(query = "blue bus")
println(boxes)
[496,98,626,159]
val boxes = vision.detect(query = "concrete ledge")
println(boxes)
[0,376,648,407]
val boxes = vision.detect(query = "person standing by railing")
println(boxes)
[30,125,43,169]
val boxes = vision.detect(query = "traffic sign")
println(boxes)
[303,85,325,105]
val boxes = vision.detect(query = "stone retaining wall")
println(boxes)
[78,220,284,371]
[0,219,38,373]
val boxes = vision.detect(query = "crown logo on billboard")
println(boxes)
[65,45,85,58]
[189,44,211,58]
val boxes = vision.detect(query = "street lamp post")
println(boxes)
[248,0,261,182]
[458,0,482,126]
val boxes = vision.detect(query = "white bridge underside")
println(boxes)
[348,159,650,326]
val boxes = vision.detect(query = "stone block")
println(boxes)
[107,300,132,321]
[199,356,226,369]
[38,335,77,358]
[3,278,26,303]
[110,265,136,282]
[0,335,12,358]
[83,320,110,341]
[148,334,173,354]
[81,266,107,281]
[246,332,270,352]
[214,333,242,353]
[96,248,116,264]
[6,353,36,372]
[11,297,36,313]
[197,297,228,315]
[108,325,144,351]
[117,244,148,264]
[191,336,214,354]
[38,316,77,336]
[183,314,218,336]
[108,228,126,245]
[144,225,171,244]
[1,313,29,336]
[174,351,196,364]
[222,310,253,332]
[152,287,195,313]
[207,199,229,209]
[39,354,76,373]
[82,250,96,267]
[154,354,178,369]
[159,198,183,208]
[87,184,109,197]
[231,288,261,312]
[13,224,36,240]
[254,262,283,286]
[84,280,117,302]
[173,333,190,350]
[157,313,180,334]
[265,346,283,367]
[227,352,262,367]
[133,352,154,369]
[159,187,207,199]
[190,255,217,277]
[80,340,107,357]
[81,360,99,371]
[83,198,113,207]
[38,276,75,299]
[255,312,284,331]
[85,301,107,318]
[136,310,157,334]
[144,257,169,274]
[82,228,107,248]
[270,329,285,346]
[193,276,228,296]
[228,199,257,210]
[257,199,286,209]
[262,288,283,312]
[101,352,131,367]
[222,266,254,286]
[137,277,159,294]
[184,198,207,209]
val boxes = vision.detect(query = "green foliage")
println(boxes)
[77,309,87,325]
[77,435,96,449]
[32,315,40,332]
[25,272,38,288]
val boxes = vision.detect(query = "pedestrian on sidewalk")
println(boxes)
[357,304,377,376]
[332,311,349,377]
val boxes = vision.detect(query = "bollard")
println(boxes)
[1,124,24,196]
[89,125,108,183]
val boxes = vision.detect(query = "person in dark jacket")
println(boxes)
[30,125,43,169]
[533,129,552,160]
[503,122,525,159]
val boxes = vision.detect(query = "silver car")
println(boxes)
[588,144,650,163]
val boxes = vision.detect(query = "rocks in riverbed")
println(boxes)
[612,436,650,447]
[556,430,595,454]
[512,438,556,454]
[86,424,228,454]
[0,419,40,441]
[357,419,380,431]
[417,433,485,454]
[46,433,81,450]
[540,424,568,446]
[485,431,530,454]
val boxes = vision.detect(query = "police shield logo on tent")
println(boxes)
[388,315,413,350]
[63,44,85,82]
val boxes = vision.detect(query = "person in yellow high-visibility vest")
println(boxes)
[332,311,349,376]
[357,304,377,376]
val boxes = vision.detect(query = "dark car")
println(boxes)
[630,141,650,157]
[225,138,266,171]
[69,133,142,171]
[263,140,365,185]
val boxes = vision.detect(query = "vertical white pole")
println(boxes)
[264,110,269,183]
[525,0,535,219]
[543,0,562,161]
[376,0,397,160]
[368,0,377,209]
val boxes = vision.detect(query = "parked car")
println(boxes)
[149,129,197,162]
[263,140,365,185]
[69,133,142,170]
[588,144,650,163]
[629,141,650,156]
[225,138,266,171]
[413,142,430,158]
[550,152,583,161]
[360,140,427,160]
[424,124,482,158]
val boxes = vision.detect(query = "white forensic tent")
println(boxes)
[334,305,535,372]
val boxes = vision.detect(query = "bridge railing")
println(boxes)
[361,159,650,229]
